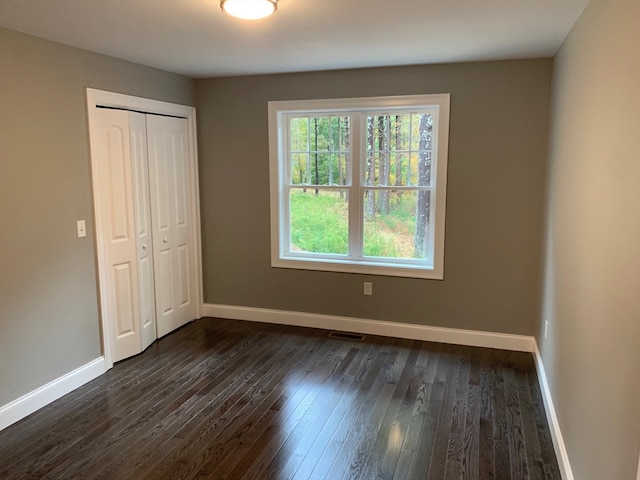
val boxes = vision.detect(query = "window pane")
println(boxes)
[290,117,309,152]
[290,153,310,184]
[328,153,349,186]
[365,153,386,186]
[366,113,431,187]
[391,114,410,151]
[290,189,348,255]
[390,151,408,187]
[366,115,390,152]
[366,116,389,187]
[414,151,432,187]
[412,114,433,187]
[409,113,433,151]
[407,151,432,187]
[289,115,350,186]
[363,190,432,260]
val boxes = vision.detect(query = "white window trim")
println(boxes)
[268,94,450,280]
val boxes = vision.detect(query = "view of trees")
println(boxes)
[290,116,350,188]
[287,112,434,259]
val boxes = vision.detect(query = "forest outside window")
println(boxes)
[268,94,450,279]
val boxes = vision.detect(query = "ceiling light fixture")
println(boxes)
[221,0,277,20]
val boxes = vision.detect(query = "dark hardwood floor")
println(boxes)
[0,318,561,479]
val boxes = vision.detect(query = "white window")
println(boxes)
[268,94,450,279]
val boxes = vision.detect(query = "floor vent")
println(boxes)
[328,331,366,341]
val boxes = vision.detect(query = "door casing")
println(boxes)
[86,88,203,370]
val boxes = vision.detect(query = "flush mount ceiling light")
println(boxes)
[221,0,277,20]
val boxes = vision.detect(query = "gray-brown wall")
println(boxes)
[0,27,195,405]
[539,1,640,478]
[196,59,552,336]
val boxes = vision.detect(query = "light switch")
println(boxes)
[77,220,86,238]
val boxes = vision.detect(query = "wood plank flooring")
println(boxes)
[0,318,561,479]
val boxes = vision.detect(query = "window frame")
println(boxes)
[268,94,450,279]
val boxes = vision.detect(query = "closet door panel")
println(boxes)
[130,112,157,351]
[95,109,142,362]
[113,262,136,336]
[177,244,191,307]
[156,248,174,315]
[138,256,156,331]
[147,115,196,337]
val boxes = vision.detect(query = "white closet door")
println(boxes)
[129,113,158,351]
[147,115,196,337]
[94,109,143,362]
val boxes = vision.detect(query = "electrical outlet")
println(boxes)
[364,282,373,296]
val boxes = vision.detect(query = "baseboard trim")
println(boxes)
[0,357,106,431]
[532,342,574,480]
[202,303,534,352]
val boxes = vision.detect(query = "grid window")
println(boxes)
[268,94,450,279]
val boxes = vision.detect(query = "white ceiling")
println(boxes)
[0,0,589,78]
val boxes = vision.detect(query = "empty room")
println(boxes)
[0,1,638,479]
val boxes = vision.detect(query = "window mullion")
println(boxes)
[349,112,363,259]
[282,114,292,255]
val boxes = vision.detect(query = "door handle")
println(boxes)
[163,238,168,244]
[142,244,147,250]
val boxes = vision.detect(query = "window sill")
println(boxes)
[272,256,444,280]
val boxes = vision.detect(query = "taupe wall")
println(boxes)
[0,27,195,405]
[197,59,552,336]
[539,1,640,479]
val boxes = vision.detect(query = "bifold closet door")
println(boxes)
[146,114,196,337]
[95,109,195,361]
[94,109,157,362]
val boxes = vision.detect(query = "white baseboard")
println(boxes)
[0,357,106,431]
[202,303,535,352]
[532,342,574,480]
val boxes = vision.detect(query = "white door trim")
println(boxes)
[86,88,203,370]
